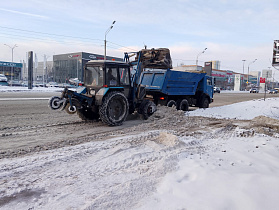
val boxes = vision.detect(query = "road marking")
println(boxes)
[0,98,50,101]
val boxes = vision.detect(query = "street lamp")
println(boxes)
[247,59,257,84]
[104,20,116,61]
[196,48,207,66]
[4,44,18,85]
[242,60,246,90]
[242,60,246,74]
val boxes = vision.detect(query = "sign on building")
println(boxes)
[234,74,241,91]
[204,62,212,75]
[272,40,279,66]
[260,77,266,83]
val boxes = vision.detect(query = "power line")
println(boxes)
[0,26,103,42]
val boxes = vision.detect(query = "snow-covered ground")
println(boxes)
[0,89,279,209]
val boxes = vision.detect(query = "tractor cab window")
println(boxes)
[120,67,130,85]
[106,67,118,86]
[84,66,103,86]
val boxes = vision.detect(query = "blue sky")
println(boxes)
[1,0,279,79]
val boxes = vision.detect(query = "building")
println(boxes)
[209,60,221,70]
[21,61,53,82]
[53,52,122,83]
[173,64,258,90]
[0,61,23,81]
[173,65,203,71]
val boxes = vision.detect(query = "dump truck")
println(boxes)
[48,48,213,126]
[126,48,213,111]
[139,69,213,110]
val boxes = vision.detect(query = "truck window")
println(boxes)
[120,67,130,85]
[84,66,103,86]
[207,78,212,86]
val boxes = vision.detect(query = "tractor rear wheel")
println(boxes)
[99,91,129,126]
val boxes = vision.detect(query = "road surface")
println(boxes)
[0,90,278,159]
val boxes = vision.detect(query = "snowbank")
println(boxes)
[189,97,279,120]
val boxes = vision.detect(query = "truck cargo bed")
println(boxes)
[140,69,206,96]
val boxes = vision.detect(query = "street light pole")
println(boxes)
[196,48,207,66]
[247,59,257,84]
[104,21,116,61]
[4,44,18,86]
[242,60,246,90]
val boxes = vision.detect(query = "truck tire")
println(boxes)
[177,99,189,111]
[77,108,99,121]
[167,100,176,108]
[99,91,129,126]
[139,100,157,120]
[199,97,209,108]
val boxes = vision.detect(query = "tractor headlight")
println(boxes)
[89,88,96,95]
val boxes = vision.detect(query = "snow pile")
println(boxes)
[189,97,279,120]
[137,133,279,210]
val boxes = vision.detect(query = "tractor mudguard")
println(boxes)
[95,87,124,105]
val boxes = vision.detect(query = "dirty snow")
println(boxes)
[1,95,279,209]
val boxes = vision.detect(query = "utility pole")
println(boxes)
[242,60,246,90]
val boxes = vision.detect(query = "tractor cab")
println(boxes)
[84,60,131,98]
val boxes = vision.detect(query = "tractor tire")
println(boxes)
[199,97,209,108]
[48,96,64,110]
[139,100,157,120]
[99,91,129,126]
[177,99,189,111]
[166,100,176,108]
[77,108,99,121]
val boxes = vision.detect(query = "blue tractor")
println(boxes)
[48,59,156,126]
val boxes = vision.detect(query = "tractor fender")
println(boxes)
[95,87,124,105]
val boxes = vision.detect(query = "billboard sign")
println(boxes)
[204,62,212,75]
[260,77,266,83]
[272,40,279,66]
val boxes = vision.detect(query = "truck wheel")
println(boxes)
[178,99,189,111]
[99,91,129,126]
[77,108,99,121]
[167,100,176,108]
[139,100,157,120]
[200,97,209,108]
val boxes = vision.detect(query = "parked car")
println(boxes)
[250,88,259,93]
[0,74,8,82]
[268,89,278,94]
[214,87,221,93]
[0,81,9,86]
[46,82,59,88]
